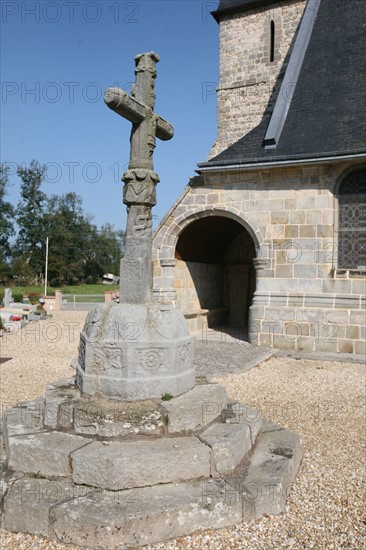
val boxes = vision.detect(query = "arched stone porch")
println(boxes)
[153,206,267,338]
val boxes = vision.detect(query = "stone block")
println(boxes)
[338,340,354,354]
[72,437,211,490]
[199,422,252,475]
[273,334,296,350]
[285,225,298,238]
[323,279,352,294]
[161,383,227,433]
[334,295,360,309]
[264,307,295,321]
[289,211,305,224]
[3,398,45,448]
[294,264,317,279]
[325,309,349,324]
[298,197,315,210]
[352,280,366,295]
[355,340,366,355]
[314,340,338,353]
[259,331,273,347]
[350,310,366,325]
[298,279,322,293]
[296,336,315,351]
[288,294,304,307]
[226,422,303,521]
[304,294,335,308]
[271,211,289,224]
[50,480,242,549]
[73,396,167,437]
[275,265,293,278]
[3,476,91,536]
[7,432,91,477]
[305,210,322,224]
[317,225,333,238]
[346,325,360,339]
[296,309,324,323]
[226,404,262,444]
[44,378,79,429]
[299,225,316,238]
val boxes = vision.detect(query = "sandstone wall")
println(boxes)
[153,162,366,355]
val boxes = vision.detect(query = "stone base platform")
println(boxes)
[0,377,303,548]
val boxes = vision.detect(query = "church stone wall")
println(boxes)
[153,162,366,355]
[209,0,306,159]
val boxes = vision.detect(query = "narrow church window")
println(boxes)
[270,20,275,62]
[338,169,366,269]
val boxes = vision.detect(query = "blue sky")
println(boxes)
[1,0,220,230]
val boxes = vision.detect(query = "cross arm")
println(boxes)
[155,116,174,141]
[104,87,146,124]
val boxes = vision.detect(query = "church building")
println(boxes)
[153,0,366,355]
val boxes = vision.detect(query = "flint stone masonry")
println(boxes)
[161,383,227,433]
[199,422,253,475]
[50,480,243,549]
[3,477,92,536]
[72,437,211,489]
[7,432,92,477]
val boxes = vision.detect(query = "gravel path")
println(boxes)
[1,311,365,549]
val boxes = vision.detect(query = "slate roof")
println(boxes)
[201,0,366,168]
[212,0,278,22]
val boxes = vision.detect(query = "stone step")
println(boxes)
[1,421,303,548]
[225,421,303,521]
[7,432,92,477]
[3,398,45,445]
[225,402,262,445]
[199,421,253,476]
[161,383,227,433]
[3,476,93,536]
[72,436,211,489]
[50,480,243,549]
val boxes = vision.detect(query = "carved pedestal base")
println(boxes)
[75,302,195,401]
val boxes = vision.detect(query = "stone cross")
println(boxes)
[104,52,174,304]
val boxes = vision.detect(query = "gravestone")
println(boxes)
[1,52,303,549]
[3,288,12,307]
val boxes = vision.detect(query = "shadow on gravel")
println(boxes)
[193,339,274,379]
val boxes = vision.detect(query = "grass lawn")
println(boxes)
[0,284,119,298]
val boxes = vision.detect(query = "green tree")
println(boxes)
[95,223,125,275]
[43,192,94,285]
[0,163,15,281]
[15,160,47,278]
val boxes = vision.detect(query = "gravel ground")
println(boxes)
[1,310,365,549]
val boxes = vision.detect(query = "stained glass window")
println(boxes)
[338,169,366,269]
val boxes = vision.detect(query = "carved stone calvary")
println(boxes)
[69,52,195,402]
[104,51,174,303]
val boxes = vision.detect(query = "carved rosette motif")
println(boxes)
[139,348,166,372]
